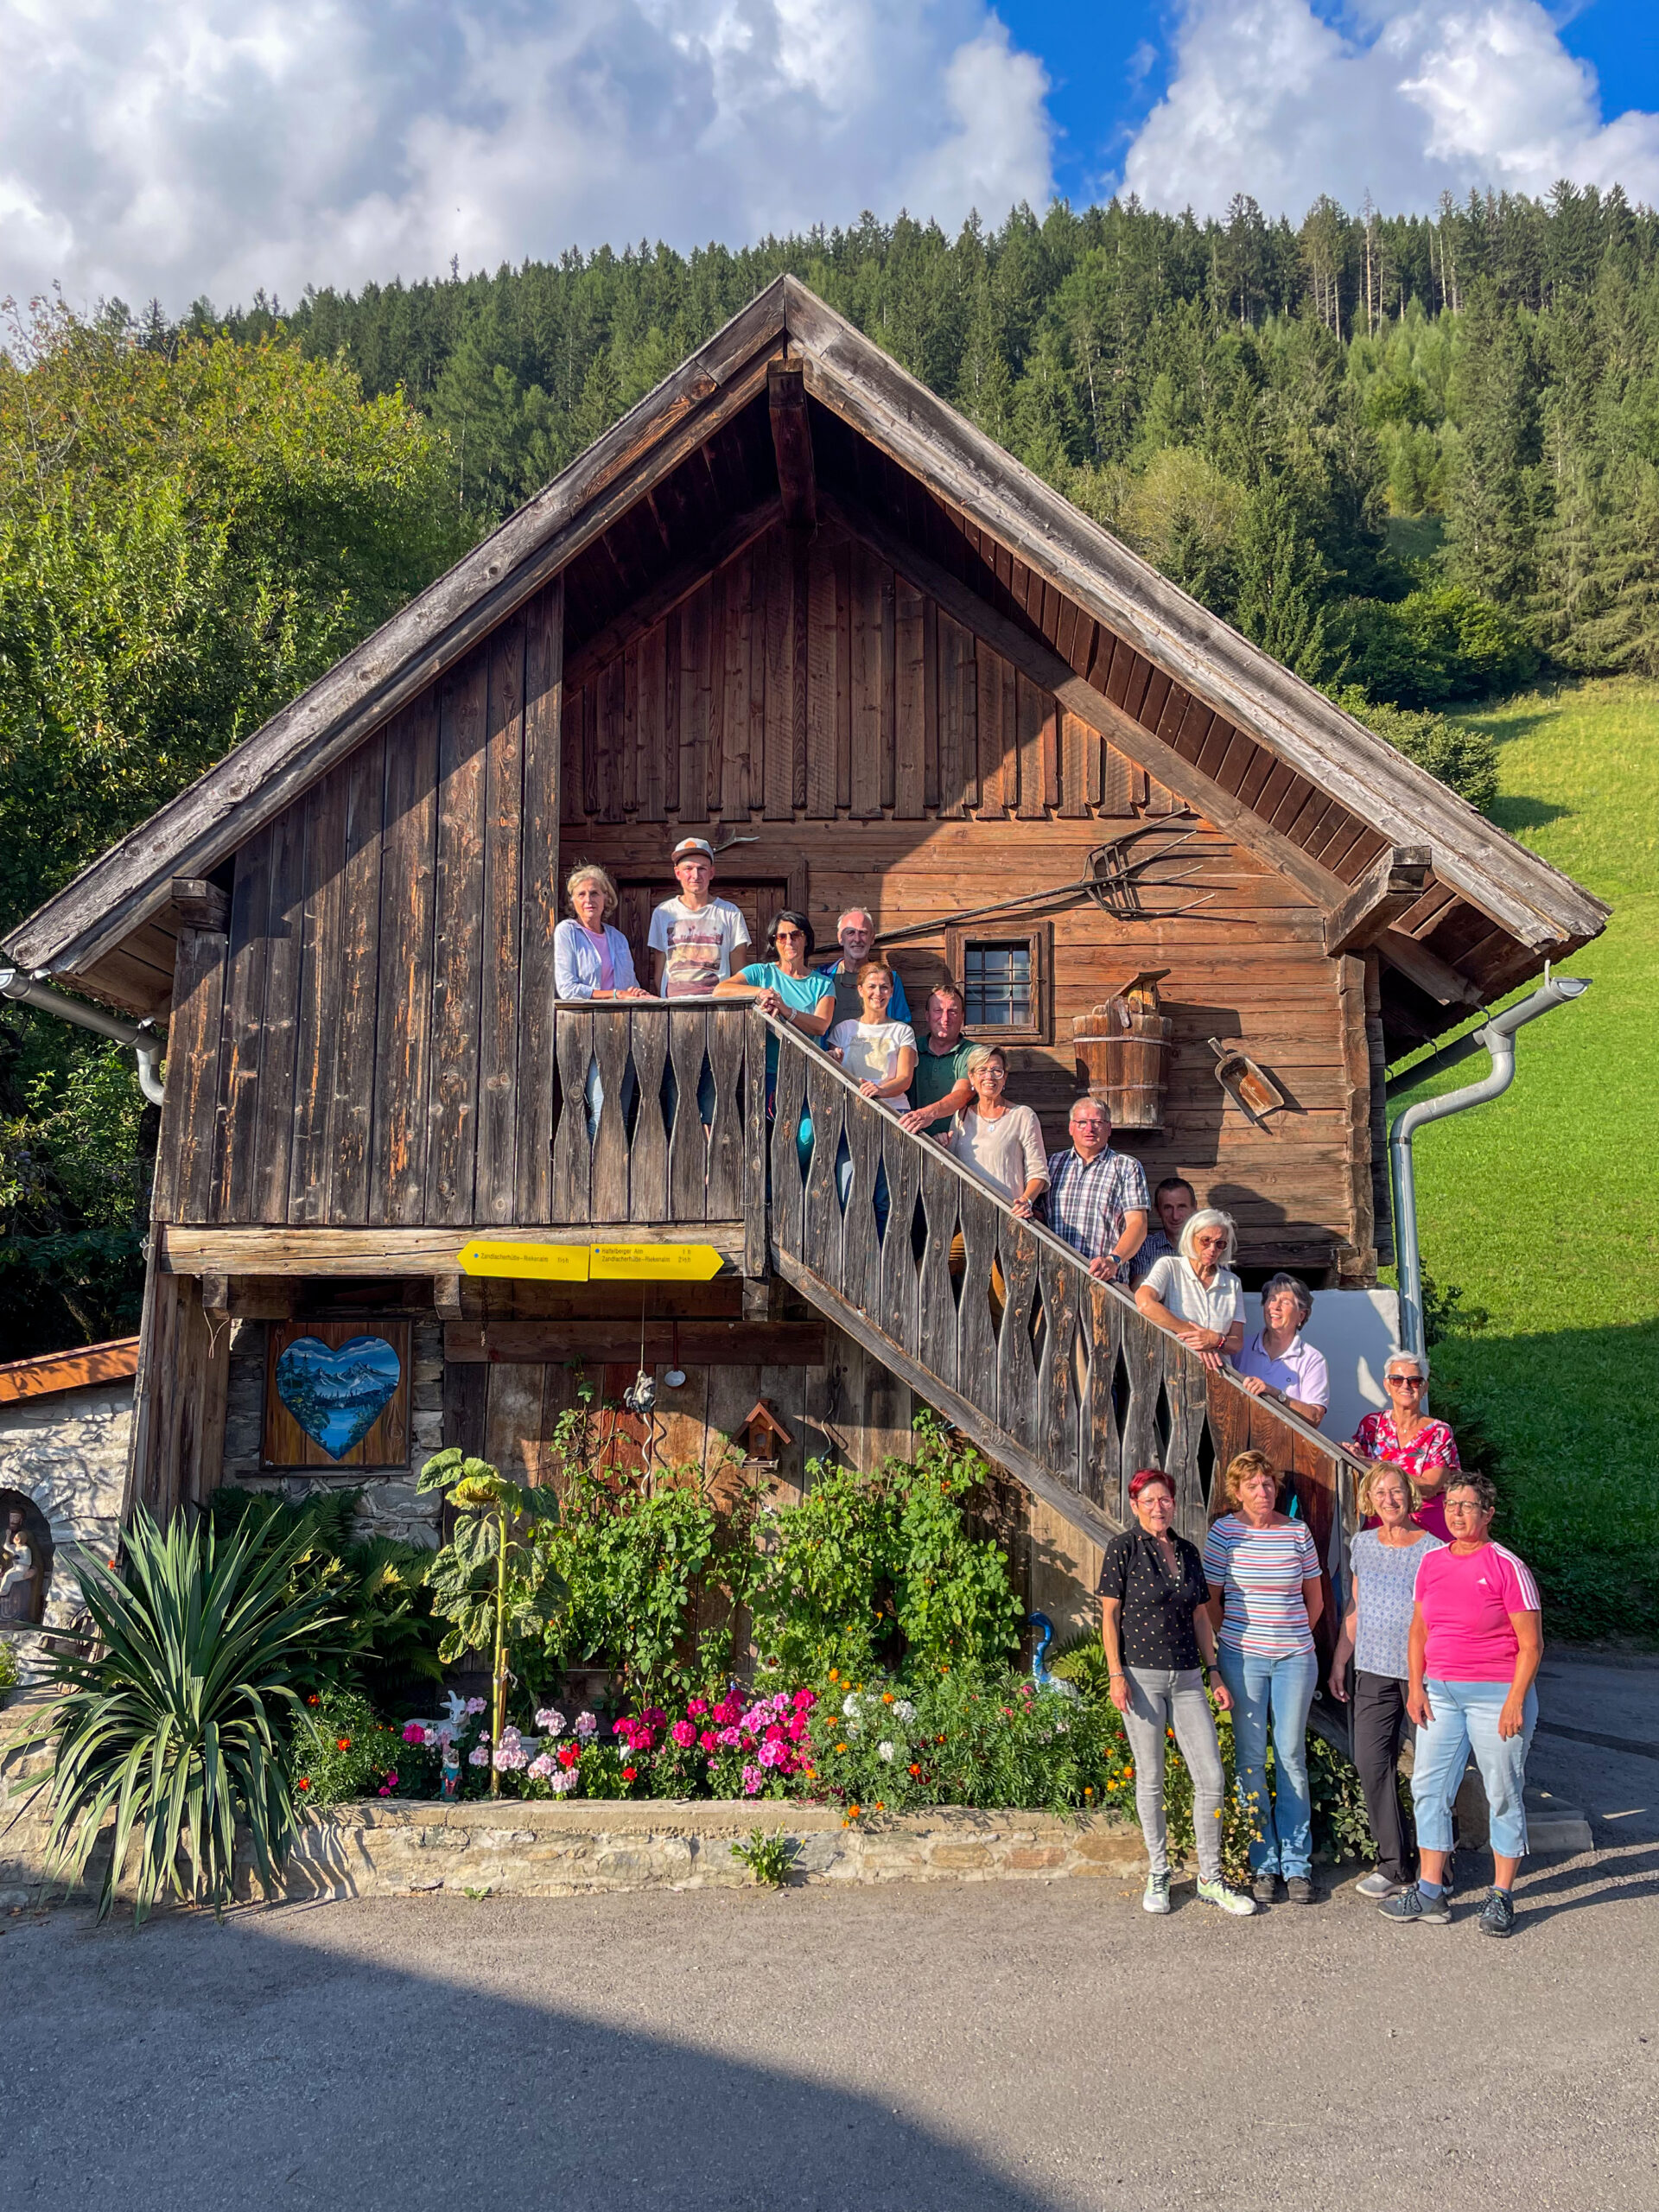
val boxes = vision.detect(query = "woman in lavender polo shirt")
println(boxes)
[1232,1273,1329,1428]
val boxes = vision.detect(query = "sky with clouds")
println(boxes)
[1,0,1656,315]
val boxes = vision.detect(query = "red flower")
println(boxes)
[297,1777,310,1791]
[622,1766,638,1783]
[337,1737,353,1751]
[557,1744,580,1770]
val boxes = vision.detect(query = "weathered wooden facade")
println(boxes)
[3,276,1606,1640]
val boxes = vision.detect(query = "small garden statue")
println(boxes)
[440,1737,462,1800]
[1027,1611,1080,1701]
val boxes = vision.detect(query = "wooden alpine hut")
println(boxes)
[0,276,1608,1634]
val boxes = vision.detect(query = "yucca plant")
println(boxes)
[12,1504,340,1922]
[418,1450,564,1795]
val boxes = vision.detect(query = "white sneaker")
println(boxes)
[1142,1872,1172,1915]
[1356,1870,1406,1899]
[1197,1878,1257,1916]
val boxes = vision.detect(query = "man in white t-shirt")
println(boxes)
[647,838,751,997]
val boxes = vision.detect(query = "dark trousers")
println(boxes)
[1352,1670,1415,1884]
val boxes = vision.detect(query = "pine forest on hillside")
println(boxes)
[3,180,1658,1360]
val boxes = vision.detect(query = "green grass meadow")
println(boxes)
[1390,678,1659,1641]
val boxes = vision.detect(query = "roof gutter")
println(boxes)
[1389,969,1590,1365]
[0,967,166,1106]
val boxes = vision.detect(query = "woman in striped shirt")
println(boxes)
[1203,1450,1324,1905]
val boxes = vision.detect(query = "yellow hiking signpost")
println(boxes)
[456,1240,727,1282]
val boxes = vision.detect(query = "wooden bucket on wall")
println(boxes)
[1073,971,1173,1130]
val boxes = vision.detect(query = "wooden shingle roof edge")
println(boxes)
[3,273,1607,988]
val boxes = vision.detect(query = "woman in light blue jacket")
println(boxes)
[554,865,652,1002]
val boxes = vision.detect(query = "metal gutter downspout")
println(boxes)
[0,966,166,1106]
[1389,970,1591,1364]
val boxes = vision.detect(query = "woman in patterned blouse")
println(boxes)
[1347,1351,1461,1540]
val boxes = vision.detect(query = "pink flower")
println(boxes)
[465,1697,487,1716]
[712,1698,741,1726]
[575,1711,598,1738]
[785,1717,808,1744]
[671,1720,697,1750]
[402,1722,426,1744]
[792,1688,817,1711]
[529,1752,557,1781]
[613,1717,634,1738]
[741,1764,766,1796]
[758,1738,786,1768]
[764,1722,785,1745]
[535,1707,566,1733]
[717,1727,741,1749]
[385,1770,399,1786]
[467,1745,490,1767]
[550,1767,578,1796]
[698,1730,718,1752]
[643,1707,667,1728]
[378,1786,391,1797]
[687,1698,709,1718]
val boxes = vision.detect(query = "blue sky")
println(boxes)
[2,0,1656,314]
[1002,0,1659,207]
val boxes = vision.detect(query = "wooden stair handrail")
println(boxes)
[757,1008,1363,1651]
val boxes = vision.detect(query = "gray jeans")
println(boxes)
[1122,1666,1227,1882]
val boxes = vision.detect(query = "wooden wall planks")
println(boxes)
[161,518,1410,1272]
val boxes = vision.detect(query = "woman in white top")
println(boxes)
[1135,1207,1244,1372]
[945,1046,1049,1214]
[1328,1463,1445,1898]
[827,961,917,1112]
[552,865,652,1001]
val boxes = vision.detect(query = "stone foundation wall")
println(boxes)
[0,1700,1143,1904]
[0,1379,130,1675]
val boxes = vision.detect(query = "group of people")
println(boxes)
[556,842,1542,1933]
[1099,1401,1541,1936]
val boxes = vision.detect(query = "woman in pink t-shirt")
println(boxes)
[1377,1471,1542,1940]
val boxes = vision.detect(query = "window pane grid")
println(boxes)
[964,943,1033,1029]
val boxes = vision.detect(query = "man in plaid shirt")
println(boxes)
[1046,1099,1150,1282]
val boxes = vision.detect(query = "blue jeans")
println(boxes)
[1217,1644,1318,1878]
[1411,1679,1537,1860]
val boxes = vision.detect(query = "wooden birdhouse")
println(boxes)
[742,1401,793,1469]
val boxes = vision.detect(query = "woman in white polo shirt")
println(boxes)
[1134,1207,1244,1372]
[1233,1273,1329,1427]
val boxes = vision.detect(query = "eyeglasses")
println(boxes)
[774,928,805,942]
[1387,1375,1426,1389]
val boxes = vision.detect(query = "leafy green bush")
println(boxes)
[291,1688,408,1808]
[539,1380,746,1700]
[16,1504,340,1920]
[0,1635,19,1701]
[748,1419,1022,1683]
[1341,583,1537,709]
[1333,687,1500,813]
[209,1485,442,1706]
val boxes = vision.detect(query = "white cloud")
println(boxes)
[0,0,1053,314]
[1120,0,1659,217]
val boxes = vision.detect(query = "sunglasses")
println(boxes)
[1388,1375,1426,1389]
[774,927,805,941]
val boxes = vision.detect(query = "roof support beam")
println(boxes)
[767,361,817,531]
[1379,928,1484,1007]
[1323,847,1433,955]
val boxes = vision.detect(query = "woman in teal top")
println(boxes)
[714,910,836,1073]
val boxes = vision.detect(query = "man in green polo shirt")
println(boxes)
[899,982,976,1134]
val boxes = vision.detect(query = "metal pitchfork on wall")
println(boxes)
[874,818,1230,947]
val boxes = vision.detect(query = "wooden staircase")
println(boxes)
[544,1003,1363,1623]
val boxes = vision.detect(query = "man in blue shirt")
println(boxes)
[815,906,911,1029]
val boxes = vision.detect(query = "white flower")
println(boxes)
[877,1740,896,1763]
[842,1693,861,1718]
[535,1707,566,1734]
[893,1700,915,1723]
[550,1768,579,1796]
[1054,1718,1070,1735]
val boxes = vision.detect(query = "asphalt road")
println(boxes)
[4,1653,1656,2212]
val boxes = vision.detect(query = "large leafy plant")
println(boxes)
[417,1450,564,1793]
[15,1504,340,1922]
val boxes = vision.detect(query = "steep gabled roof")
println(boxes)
[4,273,1606,996]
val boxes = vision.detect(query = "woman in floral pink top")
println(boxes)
[1348,1351,1460,1539]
